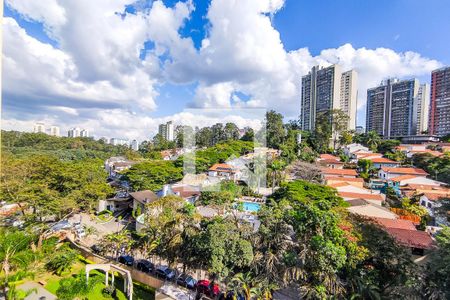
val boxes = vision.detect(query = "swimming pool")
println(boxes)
[241,201,261,212]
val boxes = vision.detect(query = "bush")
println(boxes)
[102,285,116,297]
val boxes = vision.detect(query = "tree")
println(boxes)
[122,161,183,191]
[211,123,226,145]
[224,123,240,141]
[45,245,78,275]
[330,109,350,149]
[422,226,450,299]
[311,112,332,153]
[363,131,381,152]
[266,110,285,149]
[196,127,213,147]
[377,139,400,154]
[339,130,353,147]
[357,159,374,180]
[268,159,286,192]
[240,127,255,142]
[286,161,321,183]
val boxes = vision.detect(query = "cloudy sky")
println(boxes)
[2,0,449,141]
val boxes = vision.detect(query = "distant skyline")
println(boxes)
[2,0,448,140]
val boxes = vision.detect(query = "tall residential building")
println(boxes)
[68,127,81,137]
[158,121,174,141]
[49,126,60,137]
[131,139,139,151]
[415,84,430,134]
[429,66,450,136]
[80,129,90,138]
[366,78,426,138]
[301,64,357,131]
[340,70,358,130]
[33,122,46,133]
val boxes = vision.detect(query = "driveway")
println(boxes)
[16,282,57,300]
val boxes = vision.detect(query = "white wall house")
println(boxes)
[343,143,370,157]
[378,167,428,180]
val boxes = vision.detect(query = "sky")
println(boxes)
[2,0,449,141]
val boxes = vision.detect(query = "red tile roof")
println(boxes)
[381,167,428,176]
[385,228,434,249]
[319,154,340,161]
[402,184,445,190]
[209,163,235,172]
[338,192,385,201]
[368,157,399,163]
[321,168,358,176]
[390,175,420,182]
[373,217,416,230]
[319,159,344,165]
[328,182,351,188]
[422,192,450,201]
[324,176,364,183]
[172,186,201,199]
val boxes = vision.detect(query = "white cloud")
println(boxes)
[2,0,443,141]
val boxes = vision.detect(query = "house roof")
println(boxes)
[324,176,365,183]
[328,182,351,188]
[319,154,340,161]
[421,192,450,201]
[129,190,159,204]
[209,163,235,173]
[319,159,344,165]
[347,203,398,219]
[373,217,417,230]
[368,157,400,164]
[347,199,369,206]
[409,150,443,157]
[390,175,421,182]
[172,186,201,199]
[381,167,428,176]
[402,184,447,190]
[385,228,434,249]
[321,168,358,176]
[338,192,385,201]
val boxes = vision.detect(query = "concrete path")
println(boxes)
[16,282,57,300]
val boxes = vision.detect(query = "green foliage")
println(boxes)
[45,246,78,275]
[377,139,401,154]
[266,110,285,149]
[1,152,114,217]
[56,271,103,300]
[311,112,332,153]
[422,226,450,299]
[175,140,254,172]
[1,130,129,160]
[412,152,450,184]
[122,160,183,191]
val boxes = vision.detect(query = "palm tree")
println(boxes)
[268,160,285,193]
[364,131,381,152]
[231,272,254,299]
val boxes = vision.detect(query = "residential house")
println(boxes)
[365,157,400,169]
[378,167,428,180]
[98,191,131,213]
[419,192,450,226]
[372,217,434,256]
[346,200,398,219]
[338,191,385,205]
[318,159,344,169]
[323,176,365,188]
[104,157,135,177]
[321,168,358,178]
[130,190,159,216]
[343,143,370,157]
[208,163,240,181]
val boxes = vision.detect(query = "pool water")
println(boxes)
[241,202,261,212]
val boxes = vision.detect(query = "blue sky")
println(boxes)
[2,0,448,139]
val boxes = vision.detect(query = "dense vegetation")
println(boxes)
[1,130,132,160]
[412,152,450,184]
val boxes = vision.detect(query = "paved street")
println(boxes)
[16,282,57,300]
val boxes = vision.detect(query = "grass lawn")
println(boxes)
[42,259,155,300]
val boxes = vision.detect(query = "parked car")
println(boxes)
[155,265,176,280]
[118,255,134,266]
[90,244,103,254]
[196,280,221,298]
[136,259,154,273]
[176,273,197,289]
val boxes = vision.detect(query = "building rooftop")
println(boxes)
[209,163,235,173]
[381,167,428,176]
[324,176,364,183]
[319,154,340,161]
[368,157,399,164]
[385,228,434,250]
[338,192,385,201]
[129,190,159,204]
[373,217,417,230]
[321,168,358,176]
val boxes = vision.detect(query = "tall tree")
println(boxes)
[330,109,350,149]
[311,112,332,153]
[266,110,285,149]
